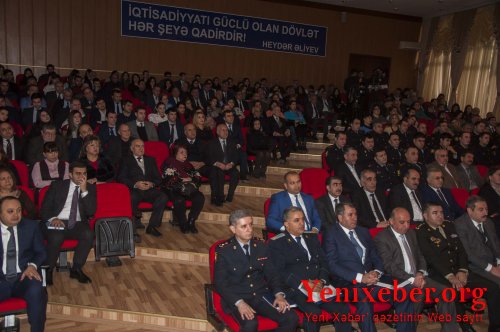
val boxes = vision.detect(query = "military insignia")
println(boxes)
[253,243,257,248]
[416,223,424,230]
[257,257,268,261]
[451,234,458,238]
[233,246,237,250]
[217,241,230,248]
[430,236,441,245]
[214,252,217,262]
[272,233,285,240]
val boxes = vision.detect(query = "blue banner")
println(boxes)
[121,0,327,56]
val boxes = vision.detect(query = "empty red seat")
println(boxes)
[450,188,469,210]
[10,160,29,187]
[144,141,169,172]
[299,168,329,199]
[0,298,26,315]
[476,165,489,178]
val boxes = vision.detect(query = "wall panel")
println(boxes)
[0,0,422,89]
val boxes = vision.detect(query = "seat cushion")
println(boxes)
[0,298,26,314]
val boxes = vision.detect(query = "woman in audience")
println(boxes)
[0,149,20,185]
[247,119,272,178]
[206,97,222,120]
[184,99,194,120]
[384,113,401,134]
[163,79,173,93]
[146,77,156,91]
[27,109,53,139]
[31,142,69,189]
[61,110,82,139]
[192,109,213,144]
[371,105,386,125]
[177,102,190,124]
[284,100,307,152]
[160,143,205,234]
[148,102,169,126]
[0,167,36,219]
[79,135,115,183]
[120,71,130,89]
[128,73,141,92]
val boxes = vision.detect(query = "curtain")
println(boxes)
[457,7,497,116]
[492,3,500,118]
[416,17,439,94]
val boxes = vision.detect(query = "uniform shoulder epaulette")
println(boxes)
[252,236,264,242]
[217,240,231,249]
[416,223,425,230]
[271,233,285,240]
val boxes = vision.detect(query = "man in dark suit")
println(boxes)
[158,108,184,146]
[116,100,136,125]
[214,209,298,332]
[199,81,214,109]
[264,105,292,164]
[456,150,485,191]
[357,134,375,169]
[322,203,416,332]
[427,149,466,189]
[98,111,118,146]
[145,85,162,110]
[25,124,68,166]
[107,89,123,114]
[315,176,350,230]
[175,123,208,176]
[479,166,500,237]
[267,171,322,233]
[333,146,362,196]
[41,161,97,284]
[128,107,158,142]
[416,203,500,332]
[389,168,424,223]
[374,207,459,332]
[117,138,167,238]
[21,93,45,130]
[372,148,399,192]
[305,94,328,142]
[45,80,64,109]
[455,196,500,287]
[0,122,24,161]
[50,89,73,128]
[351,169,389,228]
[105,123,134,171]
[221,110,248,180]
[0,196,47,332]
[269,206,351,332]
[420,168,463,221]
[206,124,239,206]
[325,131,347,172]
[90,97,108,128]
[400,146,427,181]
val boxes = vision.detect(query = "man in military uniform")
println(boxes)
[386,132,404,167]
[357,134,375,169]
[325,131,347,172]
[400,146,427,180]
[373,148,400,192]
[416,203,500,332]
[214,209,298,332]
[269,206,351,332]
[412,133,432,164]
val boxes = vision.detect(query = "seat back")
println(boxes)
[299,168,329,199]
[93,183,133,229]
[450,188,469,210]
[369,227,385,238]
[476,165,489,178]
[10,160,29,187]
[209,239,229,283]
[321,150,329,172]
[144,141,169,172]
[37,185,50,212]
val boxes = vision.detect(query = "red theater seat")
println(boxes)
[299,168,329,199]
[10,160,29,187]
[450,188,469,210]
[144,141,169,172]
[476,165,489,178]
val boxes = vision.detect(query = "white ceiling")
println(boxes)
[304,0,498,18]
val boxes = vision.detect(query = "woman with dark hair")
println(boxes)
[247,119,272,178]
[177,102,190,124]
[0,148,20,185]
[61,109,82,139]
[160,143,205,234]
[31,142,69,189]
[284,100,308,152]
[26,109,53,139]
[129,73,141,92]
[120,71,130,89]
[79,135,115,183]
[0,167,36,219]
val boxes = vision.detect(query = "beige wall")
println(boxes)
[0,0,421,89]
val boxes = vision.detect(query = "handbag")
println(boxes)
[178,182,198,197]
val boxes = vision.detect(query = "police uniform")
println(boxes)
[416,221,500,330]
[268,232,351,332]
[325,145,345,171]
[214,236,298,332]
[374,163,400,192]
[357,147,374,169]
[386,145,404,166]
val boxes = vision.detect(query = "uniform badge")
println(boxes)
[430,236,441,246]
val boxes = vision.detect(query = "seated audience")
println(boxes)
[315,176,350,230]
[97,111,118,145]
[68,123,92,162]
[41,161,97,285]
[31,142,69,189]
[214,209,298,332]
[158,107,184,145]
[374,207,460,332]
[284,100,308,152]
[267,171,321,233]
[117,100,136,125]
[26,109,53,140]
[351,169,390,228]
[192,109,213,144]
[25,123,67,165]
[206,124,239,206]
[128,106,158,142]
[106,123,134,170]
[265,104,292,164]
[175,123,208,176]
[0,148,20,184]
[79,135,115,183]
[389,168,424,223]
[269,206,352,332]
[0,196,47,332]
[246,118,272,178]
[322,203,417,332]
[159,143,205,234]
[221,109,248,181]
[147,102,169,126]
[372,148,399,192]
[479,166,500,235]
[0,121,24,161]
[416,203,500,332]
[420,167,463,221]
[117,138,167,239]
[325,131,347,171]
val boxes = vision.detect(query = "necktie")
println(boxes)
[115,103,119,113]
[67,186,79,229]
[6,226,17,282]
[436,189,449,207]
[243,244,250,260]
[228,125,233,134]
[170,124,175,143]
[349,231,363,260]
[109,127,113,136]
[370,193,385,222]
[294,194,311,230]
[478,223,488,243]
[222,140,228,163]
[333,198,339,212]
[189,140,193,145]
[136,156,145,173]
[5,139,12,160]
[400,234,417,275]
[295,236,309,258]
[411,191,422,211]
[139,122,144,127]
